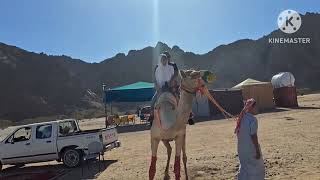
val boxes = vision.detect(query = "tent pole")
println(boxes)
[110,101,113,115]
[103,84,108,128]
[105,101,107,116]
[102,84,107,116]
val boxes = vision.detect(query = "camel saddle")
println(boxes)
[154,92,178,130]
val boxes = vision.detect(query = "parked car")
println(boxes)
[0,119,120,171]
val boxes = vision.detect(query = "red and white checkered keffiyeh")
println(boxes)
[234,98,256,134]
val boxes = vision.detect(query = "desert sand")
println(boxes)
[93,93,320,180]
[2,94,320,180]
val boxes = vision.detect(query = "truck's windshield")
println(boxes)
[0,127,16,142]
[58,121,78,136]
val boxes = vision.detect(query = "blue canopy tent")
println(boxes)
[104,82,155,103]
[102,82,155,127]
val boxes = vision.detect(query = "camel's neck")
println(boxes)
[177,90,194,126]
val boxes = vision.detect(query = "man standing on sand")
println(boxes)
[235,98,265,180]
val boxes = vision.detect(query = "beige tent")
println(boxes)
[233,78,275,111]
[233,78,266,88]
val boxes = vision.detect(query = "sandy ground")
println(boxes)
[2,94,320,180]
[96,94,320,180]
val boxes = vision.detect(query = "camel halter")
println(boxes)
[180,78,203,95]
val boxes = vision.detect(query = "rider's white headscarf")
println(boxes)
[155,54,174,87]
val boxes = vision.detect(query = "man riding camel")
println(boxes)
[162,51,195,125]
[149,52,195,125]
[163,51,179,93]
[149,53,176,124]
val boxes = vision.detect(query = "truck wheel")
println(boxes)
[15,163,25,168]
[62,148,81,168]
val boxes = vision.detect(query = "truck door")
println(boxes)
[2,126,33,164]
[29,124,58,161]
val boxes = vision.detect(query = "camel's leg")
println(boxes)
[182,134,189,180]
[162,140,172,178]
[149,138,160,180]
[174,135,184,180]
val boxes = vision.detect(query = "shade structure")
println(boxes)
[209,89,244,116]
[191,89,244,117]
[104,82,155,102]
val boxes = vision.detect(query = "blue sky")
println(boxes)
[0,0,319,62]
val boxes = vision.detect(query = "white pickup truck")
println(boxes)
[0,119,120,171]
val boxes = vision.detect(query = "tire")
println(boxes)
[62,148,81,168]
[15,163,25,168]
[188,118,195,125]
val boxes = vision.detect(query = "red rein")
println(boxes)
[234,98,256,134]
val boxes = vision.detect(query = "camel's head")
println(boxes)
[179,69,215,94]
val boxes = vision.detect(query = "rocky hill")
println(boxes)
[0,12,319,121]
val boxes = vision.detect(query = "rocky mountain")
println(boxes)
[0,12,319,121]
